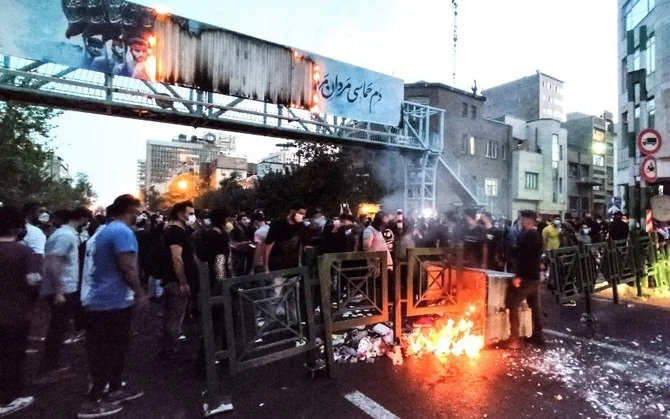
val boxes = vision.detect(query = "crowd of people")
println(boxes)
[0,193,641,417]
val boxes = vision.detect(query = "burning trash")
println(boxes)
[403,306,484,359]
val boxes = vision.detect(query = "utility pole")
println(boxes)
[451,0,458,86]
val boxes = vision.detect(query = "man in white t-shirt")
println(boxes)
[21,203,47,270]
[252,213,270,274]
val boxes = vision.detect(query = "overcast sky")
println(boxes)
[50,0,618,205]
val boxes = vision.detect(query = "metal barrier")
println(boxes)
[547,246,587,305]
[393,247,462,339]
[634,235,658,289]
[318,251,388,377]
[198,263,322,412]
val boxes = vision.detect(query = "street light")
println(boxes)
[177,180,188,190]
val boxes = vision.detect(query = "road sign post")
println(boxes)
[637,128,663,155]
[641,155,658,183]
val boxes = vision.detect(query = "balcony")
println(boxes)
[576,176,600,186]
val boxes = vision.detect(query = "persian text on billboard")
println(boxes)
[312,55,403,126]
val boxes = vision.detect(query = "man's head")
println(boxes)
[519,210,538,231]
[0,206,26,239]
[463,208,478,227]
[68,207,93,231]
[111,39,124,58]
[339,213,356,226]
[371,211,390,231]
[236,212,250,227]
[595,215,603,223]
[480,210,493,226]
[108,194,142,227]
[308,209,326,227]
[553,215,562,226]
[52,209,71,229]
[85,36,104,57]
[288,203,307,224]
[170,201,196,227]
[252,212,266,228]
[127,38,148,63]
[613,211,623,221]
[209,208,229,230]
[22,202,47,225]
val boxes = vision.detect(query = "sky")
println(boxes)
[49,0,618,205]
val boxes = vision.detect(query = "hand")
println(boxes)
[54,293,66,305]
[512,277,522,288]
[179,283,191,297]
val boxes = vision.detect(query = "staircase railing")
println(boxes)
[439,152,486,205]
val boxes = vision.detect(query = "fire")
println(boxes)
[404,306,484,358]
[145,35,158,81]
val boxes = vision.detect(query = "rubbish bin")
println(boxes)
[461,269,533,346]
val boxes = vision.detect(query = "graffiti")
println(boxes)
[318,74,383,113]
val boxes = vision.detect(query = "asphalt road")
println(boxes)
[16,288,670,419]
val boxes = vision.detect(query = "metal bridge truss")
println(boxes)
[0,55,444,211]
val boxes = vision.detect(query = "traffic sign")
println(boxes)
[641,155,658,183]
[637,128,663,155]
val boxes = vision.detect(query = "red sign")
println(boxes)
[641,155,658,183]
[637,128,663,155]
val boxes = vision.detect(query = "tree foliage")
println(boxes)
[193,143,403,220]
[0,101,98,209]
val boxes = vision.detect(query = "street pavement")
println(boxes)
[16,288,670,419]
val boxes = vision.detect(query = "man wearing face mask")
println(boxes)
[265,205,307,273]
[230,213,254,277]
[542,216,562,252]
[161,201,199,359]
[303,210,326,251]
[38,207,92,381]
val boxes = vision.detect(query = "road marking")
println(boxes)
[344,391,400,419]
[545,329,670,365]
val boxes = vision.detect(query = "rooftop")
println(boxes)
[405,81,486,101]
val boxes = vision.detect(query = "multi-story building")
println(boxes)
[200,156,249,190]
[483,71,566,122]
[404,82,513,217]
[144,132,236,190]
[257,149,301,178]
[616,0,667,221]
[136,159,146,192]
[45,155,70,182]
[498,116,569,218]
[564,112,616,217]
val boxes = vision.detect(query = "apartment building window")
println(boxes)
[461,134,468,153]
[569,163,578,178]
[633,47,641,71]
[525,172,539,190]
[559,145,564,160]
[634,105,641,132]
[486,140,498,159]
[468,136,476,155]
[648,97,656,128]
[559,177,563,194]
[502,143,509,161]
[621,58,628,90]
[607,167,614,181]
[471,105,477,119]
[625,0,655,31]
[648,33,656,74]
[569,196,579,211]
[462,102,468,117]
[580,164,590,177]
[606,144,614,156]
[581,197,590,212]
[485,178,498,196]
[593,155,605,167]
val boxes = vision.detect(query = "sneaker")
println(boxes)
[104,386,144,405]
[77,400,123,418]
[0,396,35,417]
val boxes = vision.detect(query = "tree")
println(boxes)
[196,171,257,215]
[0,102,62,205]
[73,172,97,206]
[145,185,164,212]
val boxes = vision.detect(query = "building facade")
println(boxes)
[616,0,668,220]
[564,112,616,217]
[136,159,146,192]
[503,116,568,218]
[45,155,70,182]
[483,71,566,122]
[257,149,301,178]
[144,132,236,190]
[201,156,249,189]
[404,82,513,217]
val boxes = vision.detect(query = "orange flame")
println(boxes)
[405,306,484,358]
[145,35,157,81]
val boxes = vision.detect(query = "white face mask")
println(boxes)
[294,214,304,223]
[333,220,340,227]
[204,219,212,227]
[315,217,326,227]
[187,214,197,226]
[38,213,50,224]
[553,220,561,226]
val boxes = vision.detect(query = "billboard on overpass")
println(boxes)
[0,0,402,126]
